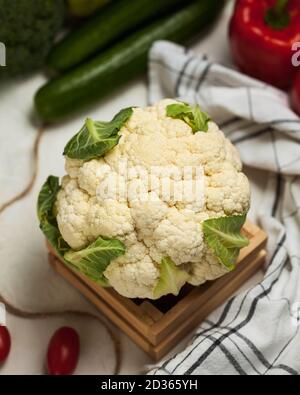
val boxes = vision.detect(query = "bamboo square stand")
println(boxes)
[48,221,267,361]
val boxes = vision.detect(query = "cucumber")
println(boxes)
[35,0,224,122]
[48,0,195,72]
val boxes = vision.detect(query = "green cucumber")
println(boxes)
[35,0,224,123]
[48,0,195,72]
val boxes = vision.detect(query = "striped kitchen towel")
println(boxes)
[147,41,300,376]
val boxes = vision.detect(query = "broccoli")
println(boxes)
[0,0,65,77]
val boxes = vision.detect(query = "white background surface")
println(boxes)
[0,1,267,375]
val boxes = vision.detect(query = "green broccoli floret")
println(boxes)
[0,0,65,77]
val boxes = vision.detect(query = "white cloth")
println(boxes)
[148,41,300,376]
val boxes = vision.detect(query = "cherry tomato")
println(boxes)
[291,73,300,116]
[47,327,80,375]
[0,326,11,363]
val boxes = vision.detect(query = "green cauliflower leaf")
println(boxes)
[63,107,133,161]
[166,102,210,133]
[64,237,125,286]
[153,257,189,299]
[203,214,249,270]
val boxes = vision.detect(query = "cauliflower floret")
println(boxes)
[87,198,135,241]
[55,99,251,299]
[65,158,83,179]
[224,139,243,171]
[57,178,135,250]
[77,159,112,196]
[205,170,250,216]
[187,250,229,286]
[150,208,204,265]
[130,192,169,242]
[104,243,159,299]
[56,179,90,250]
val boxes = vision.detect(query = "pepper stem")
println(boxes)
[265,0,290,30]
[274,0,289,14]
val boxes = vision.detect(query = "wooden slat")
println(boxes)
[47,242,156,332]
[238,224,267,263]
[151,250,267,360]
[86,284,156,328]
[49,254,155,354]
[148,223,267,344]
[139,302,164,323]
[47,220,267,360]
[49,248,266,361]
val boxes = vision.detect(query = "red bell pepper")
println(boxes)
[229,0,300,90]
[291,72,300,115]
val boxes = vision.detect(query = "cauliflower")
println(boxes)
[38,100,250,299]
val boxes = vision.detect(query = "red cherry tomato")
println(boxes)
[291,73,300,116]
[47,327,80,375]
[0,326,11,363]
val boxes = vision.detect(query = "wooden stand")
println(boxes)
[48,221,267,361]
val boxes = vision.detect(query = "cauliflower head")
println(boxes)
[39,100,250,299]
